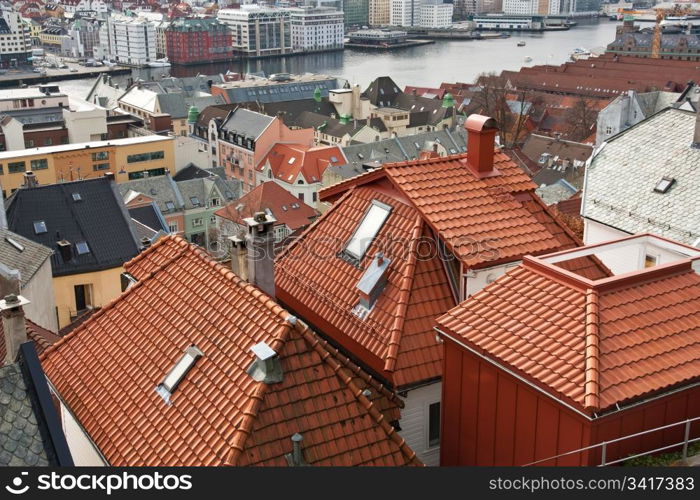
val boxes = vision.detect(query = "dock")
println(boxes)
[345,39,435,50]
[0,65,131,88]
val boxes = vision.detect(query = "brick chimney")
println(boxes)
[244,211,276,298]
[229,235,248,281]
[464,114,500,178]
[23,171,38,188]
[1,294,30,366]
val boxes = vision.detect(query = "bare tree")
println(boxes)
[565,97,598,142]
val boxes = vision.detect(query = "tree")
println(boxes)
[565,97,598,142]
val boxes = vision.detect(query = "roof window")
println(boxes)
[190,196,201,206]
[33,221,47,234]
[288,157,296,164]
[156,345,204,404]
[72,193,82,202]
[165,201,175,211]
[76,241,90,255]
[343,200,392,262]
[5,237,24,252]
[653,176,675,194]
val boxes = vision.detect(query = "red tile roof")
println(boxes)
[321,151,585,269]
[276,187,455,389]
[215,181,317,231]
[437,246,700,413]
[40,235,421,466]
[258,143,344,185]
[0,318,60,361]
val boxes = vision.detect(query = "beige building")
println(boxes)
[369,0,391,26]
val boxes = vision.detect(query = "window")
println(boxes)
[428,402,440,448]
[298,193,304,202]
[126,150,165,163]
[644,254,658,268]
[72,193,82,202]
[25,139,34,148]
[190,196,201,207]
[8,161,26,174]
[33,220,47,234]
[192,218,203,227]
[653,176,675,194]
[91,151,109,161]
[344,200,392,261]
[93,163,109,171]
[210,198,220,207]
[44,137,52,146]
[312,192,317,202]
[30,159,48,170]
[165,201,175,212]
[74,284,92,313]
[76,241,90,255]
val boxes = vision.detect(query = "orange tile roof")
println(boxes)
[437,252,700,413]
[215,181,317,231]
[276,187,455,389]
[40,235,421,466]
[258,143,344,185]
[321,151,584,269]
[0,318,60,361]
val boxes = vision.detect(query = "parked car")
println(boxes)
[58,64,68,69]
[69,68,79,72]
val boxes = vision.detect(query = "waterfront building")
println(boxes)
[166,17,233,64]
[390,0,421,27]
[0,4,32,68]
[101,14,158,66]
[347,28,408,45]
[344,0,370,26]
[289,6,344,53]
[607,31,700,61]
[420,0,454,29]
[61,17,100,58]
[369,0,391,26]
[218,6,292,58]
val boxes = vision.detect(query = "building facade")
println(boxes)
[0,4,32,68]
[218,6,292,58]
[166,17,233,65]
[390,0,422,27]
[289,7,344,53]
[344,0,370,26]
[369,0,391,26]
[102,15,157,66]
[420,0,454,29]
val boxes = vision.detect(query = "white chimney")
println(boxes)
[1,294,30,366]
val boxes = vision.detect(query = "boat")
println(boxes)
[517,40,526,46]
[148,58,171,68]
[570,47,592,61]
[524,56,532,62]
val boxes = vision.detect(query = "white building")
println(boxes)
[503,0,561,15]
[390,0,422,27]
[289,7,344,52]
[101,14,157,66]
[218,6,292,57]
[0,4,32,68]
[420,0,453,29]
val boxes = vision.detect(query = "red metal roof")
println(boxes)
[40,236,420,466]
[215,181,317,231]
[437,246,700,413]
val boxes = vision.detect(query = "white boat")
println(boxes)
[524,56,532,62]
[517,40,526,47]
[148,58,171,68]
[570,47,592,61]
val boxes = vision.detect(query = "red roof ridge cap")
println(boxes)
[383,152,468,169]
[583,288,600,411]
[383,215,423,374]
[295,321,421,465]
[223,383,269,466]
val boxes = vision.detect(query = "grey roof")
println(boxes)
[219,108,274,140]
[608,32,700,50]
[217,77,341,104]
[535,179,578,206]
[5,178,141,277]
[176,177,240,210]
[0,228,53,287]
[119,176,185,214]
[157,93,225,119]
[128,204,169,233]
[335,127,468,178]
[582,107,700,245]
[173,164,227,182]
[635,91,681,117]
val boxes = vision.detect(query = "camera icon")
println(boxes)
[5,472,29,495]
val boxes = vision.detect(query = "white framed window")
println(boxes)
[344,200,392,261]
[168,222,178,233]
[192,218,203,227]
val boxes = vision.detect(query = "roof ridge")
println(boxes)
[383,215,423,374]
[294,321,421,465]
[583,288,601,411]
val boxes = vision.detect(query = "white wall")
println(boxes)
[60,403,107,466]
[22,259,58,333]
[398,381,441,466]
[464,261,520,299]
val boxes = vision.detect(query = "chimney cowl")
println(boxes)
[247,341,283,384]
[0,293,30,311]
[23,170,38,189]
[1,294,29,366]
[285,432,308,466]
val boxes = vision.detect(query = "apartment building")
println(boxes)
[101,14,157,66]
[420,0,454,29]
[289,7,344,53]
[218,6,292,58]
[369,0,391,26]
[0,4,32,68]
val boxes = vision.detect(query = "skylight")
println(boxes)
[33,221,47,234]
[165,201,175,211]
[288,157,296,164]
[344,200,392,261]
[190,196,200,206]
[76,241,90,255]
[5,237,24,252]
[72,193,82,202]
[156,345,204,403]
[330,156,338,163]
[653,176,675,194]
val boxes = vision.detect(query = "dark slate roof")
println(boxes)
[240,98,339,125]
[119,176,184,215]
[362,76,402,107]
[0,343,73,466]
[128,204,169,234]
[0,228,53,287]
[172,163,227,181]
[5,178,141,277]
[219,107,274,139]
[217,77,341,104]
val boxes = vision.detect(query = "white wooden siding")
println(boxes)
[398,381,441,466]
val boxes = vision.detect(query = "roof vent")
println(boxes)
[247,341,283,384]
[285,433,308,466]
[356,252,391,310]
[155,345,204,404]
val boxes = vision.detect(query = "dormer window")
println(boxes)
[653,176,675,194]
[343,200,392,262]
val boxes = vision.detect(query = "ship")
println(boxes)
[148,58,171,68]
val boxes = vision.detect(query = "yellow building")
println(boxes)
[5,176,142,329]
[0,135,175,196]
[39,28,67,46]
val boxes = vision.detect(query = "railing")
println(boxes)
[524,416,700,466]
